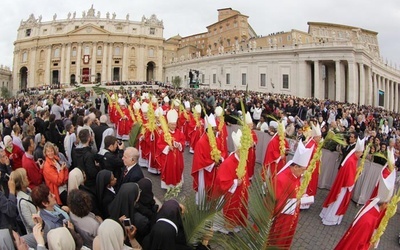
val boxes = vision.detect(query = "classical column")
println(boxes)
[108,43,113,81]
[335,60,342,102]
[395,82,399,112]
[45,46,52,85]
[91,42,97,83]
[359,63,365,105]
[76,43,82,83]
[390,80,394,111]
[347,61,358,104]
[28,47,37,87]
[385,78,389,109]
[122,43,128,81]
[101,43,108,83]
[314,60,320,99]
[60,44,66,85]
[65,43,71,84]
[366,66,372,106]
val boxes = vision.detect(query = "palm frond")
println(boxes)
[323,131,347,146]
[128,123,142,147]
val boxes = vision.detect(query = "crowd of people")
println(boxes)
[0,86,399,249]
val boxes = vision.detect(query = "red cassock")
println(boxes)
[108,105,116,124]
[216,120,229,159]
[247,130,258,179]
[156,129,185,187]
[139,119,151,161]
[191,134,217,197]
[161,104,170,115]
[305,138,320,196]
[189,118,204,151]
[183,112,193,143]
[321,152,357,224]
[177,111,186,132]
[116,107,133,138]
[334,204,380,250]
[262,134,288,179]
[214,153,249,228]
[149,127,162,172]
[269,167,301,249]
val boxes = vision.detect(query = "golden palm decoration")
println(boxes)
[354,142,372,183]
[159,112,172,147]
[236,100,252,180]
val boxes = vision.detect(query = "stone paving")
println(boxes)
[142,146,400,250]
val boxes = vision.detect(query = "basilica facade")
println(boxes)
[13,5,164,90]
[11,7,400,111]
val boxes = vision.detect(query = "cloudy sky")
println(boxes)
[1,0,400,68]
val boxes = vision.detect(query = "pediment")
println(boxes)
[68,24,111,35]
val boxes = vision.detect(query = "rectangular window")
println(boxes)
[75,26,79,29]
[115,61,120,64]
[150,28,155,35]
[282,74,289,89]
[260,74,266,87]
[226,73,230,85]
[71,61,76,65]
[53,63,58,66]
[242,73,247,85]
[213,74,216,84]
[25,29,31,37]
[97,60,101,64]
[100,26,104,29]
[287,35,291,41]
[202,74,205,83]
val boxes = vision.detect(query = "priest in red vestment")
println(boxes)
[138,102,151,168]
[215,106,229,159]
[188,104,204,154]
[213,129,249,233]
[269,140,314,249]
[262,121,289,179]
[334,168,395,250]
[320,137,365,225]
[157,109,185,189]
[191,114,222,206]
[305,122,322,197]
[161,96,170,116]
[245,112,258,180]
[149,107,163,174]
[115,99,133,141]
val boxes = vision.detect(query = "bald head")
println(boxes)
[122,147,139,167]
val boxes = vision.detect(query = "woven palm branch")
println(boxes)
[128,122,142,147]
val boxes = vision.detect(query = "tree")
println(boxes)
[172,76,182,89]
[1,86,12,99]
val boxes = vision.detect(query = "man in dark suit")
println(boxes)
[119,147,144,188]
[339,132,357,167]
[92,115,110,150]
[95,96,102,110]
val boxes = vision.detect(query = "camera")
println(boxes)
[123,218,131,227]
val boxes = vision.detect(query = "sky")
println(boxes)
[1,0,400,69]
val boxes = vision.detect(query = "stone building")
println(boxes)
[0,65,12,91]
[13,5,164,90]
[164,9,400,111]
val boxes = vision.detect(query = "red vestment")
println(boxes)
[183,112,193,143]
[369,166,391,199]
[115,107,133,139]
[320,151,357,225]
[191,134,217,195]
[214,153,249,228]
[139,119,151,161]
[156,129,185,188]
[189,117,204,151]
[334,205,380,250]
[262,134,288,179]
[269,167,301,249]
[216,120,229,159]
[148,127,162,173]
[247,130,258,179]
[305,138,320,196]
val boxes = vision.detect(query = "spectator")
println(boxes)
[119,147,144,188]
[4,135,24,170]
[42,142,68,205]
[22,136,44,189]
[96,170,117,219]
[97,135,124,181]
[136,178,159,225]
[12,168,37,234]
[0,174,18,231]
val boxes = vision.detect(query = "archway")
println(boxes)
[19,67,28,90]
[70,74,76,85]
[96,73,101,83]
[146,61,155,82]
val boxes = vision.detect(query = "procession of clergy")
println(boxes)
[109,91,397,250]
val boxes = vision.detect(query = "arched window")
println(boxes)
[84,46,90,55]
[72,47,77,57]
[22,52,28,62]
[97,46,102,56]
[114,47,120,56]
[148,48,154,57]
[54,48,60,58]
[40,50,45,60]
[130,47,135,57]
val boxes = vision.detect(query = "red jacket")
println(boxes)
[5,144,24,170]
[43,157,68,205]
[22,153,44,189]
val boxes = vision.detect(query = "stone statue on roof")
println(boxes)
[53,13,57,21]
[87,4,95,17]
